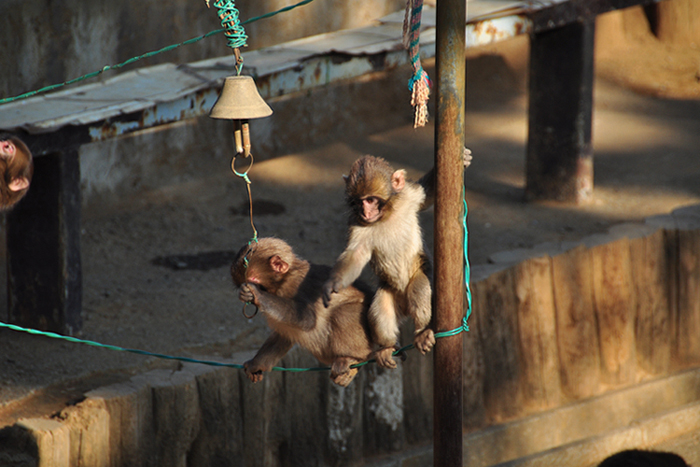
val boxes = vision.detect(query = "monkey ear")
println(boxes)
[342,174,349,183]
[269,255,290,274]
[8,177,29,192]
[391,170,406,192]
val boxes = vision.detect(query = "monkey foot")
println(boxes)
[244,360,267,383]
[414,329,435,354]
[331,368,359,387]
[375,347,398,369]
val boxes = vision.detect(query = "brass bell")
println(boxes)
[210,75,272,120]
[210,75,272,159]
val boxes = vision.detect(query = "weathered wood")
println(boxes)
[513,255,563,410]
[150,369,202,467]
[551,245,600,399]
[188,366,244,467]
[86,379,156,467]
[326,370,365,465]
[463,284,485,430]
[6,149,82,334]
[239,349,293,467]
[401,320,434,445]
[677,229,700,364]
[476,268,523,423]
[282,349,328,466]
[591,238,637,387]
[630,229,675,376]
[61,398,111,467]
[363,364,406,455]
[526,19,595,203]
[16,418,71,467]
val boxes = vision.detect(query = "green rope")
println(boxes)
[0,192,472,373]
[212,0,248,51]
[0,0,315,105]
[0,320,409,372]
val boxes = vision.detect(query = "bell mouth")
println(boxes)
[210,75,273,120]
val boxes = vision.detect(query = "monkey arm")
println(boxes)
[418,166,437,210]
[245,332,294,382]
[418,147,472,210]
[241,283,317,331]
[323,244,372,307]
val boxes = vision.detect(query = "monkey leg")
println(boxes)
[330,357,360,387]
[369,288,400,369]
[407,270,435,354]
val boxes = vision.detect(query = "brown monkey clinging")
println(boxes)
[231,237,375,387]
[323,151,471,369]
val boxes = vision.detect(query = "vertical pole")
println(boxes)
[526,19,595,203]
[434,0,465,463]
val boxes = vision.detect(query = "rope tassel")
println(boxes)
[403,0,430,128]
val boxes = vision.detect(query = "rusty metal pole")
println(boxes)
[433,0,465,462]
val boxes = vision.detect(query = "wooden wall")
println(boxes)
[464,224,700,428]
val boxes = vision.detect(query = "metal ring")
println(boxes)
[242,302,258,319]
[231,152,254,179]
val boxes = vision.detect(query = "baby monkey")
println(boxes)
[231,237,375,387]
[323,149,471,369]
[0,133,33,210]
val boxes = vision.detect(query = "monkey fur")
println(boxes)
[323,149,471,369]
[0,133,33,210]
[231,237,375,387]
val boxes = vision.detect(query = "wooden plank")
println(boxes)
[591,238,637,387]
[551,245,600,399]
[401,321,434,445]
[476,268,524,423]
[677,229,700,364]
[630,229,675,376]
[513,255,563,410]
[463,281,486,431]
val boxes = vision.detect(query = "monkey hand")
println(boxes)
[414,328,435,354]
[375,347,398,369]
[463,147,473,169]
[239,283,260,306]
[244,359,267,383]
[322,278,341,308]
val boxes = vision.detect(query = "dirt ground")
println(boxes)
[1,15,699,426]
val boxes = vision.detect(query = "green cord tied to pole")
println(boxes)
[434,191,472,339]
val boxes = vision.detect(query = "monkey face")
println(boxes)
[352,195,387,224]
[230,238,295,293]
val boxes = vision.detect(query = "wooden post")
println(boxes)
[7,149,83,334]
[433,0,465,462]
[526,19,595,203]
